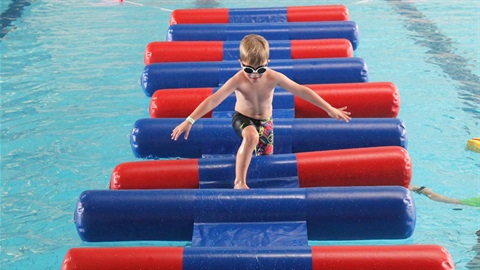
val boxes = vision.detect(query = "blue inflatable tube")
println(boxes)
[130,118,407,159]
[166,21,359,50]
[75,187,415,242]
[141,58,368,96]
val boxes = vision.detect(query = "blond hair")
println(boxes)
[239,34,270,67]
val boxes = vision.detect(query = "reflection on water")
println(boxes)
[387,0,480,119]
[466,230,480,269]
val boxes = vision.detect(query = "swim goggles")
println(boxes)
[241,63,268,74]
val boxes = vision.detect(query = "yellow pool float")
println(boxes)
[466,138,480,153]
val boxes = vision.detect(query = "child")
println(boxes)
[171,34,351,189]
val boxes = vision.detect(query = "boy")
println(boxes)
[171,34,351,189]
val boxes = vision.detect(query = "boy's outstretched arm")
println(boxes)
[171,78,237,140]
[276,72,351,122]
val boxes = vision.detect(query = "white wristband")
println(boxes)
[186,116,195,125]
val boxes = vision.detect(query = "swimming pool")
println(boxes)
[1,0,478,269]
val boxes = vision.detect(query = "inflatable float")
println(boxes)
[166,21,359,50]
[74,187,415,242]
[150,82,400,118]
[170,5,350,25]
[144,39,353,64]
[142,58,368,96]
[466,138,480,153]
[111,146,412,190]
[62,245,453,270]
[131,118,407,159]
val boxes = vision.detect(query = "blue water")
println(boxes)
[1,0,479,269]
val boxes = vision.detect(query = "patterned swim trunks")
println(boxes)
[232,111,274,156]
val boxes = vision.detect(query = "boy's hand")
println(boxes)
[171,120,193,140]
[328,106,351,122]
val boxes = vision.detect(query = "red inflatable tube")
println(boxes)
[170,8,229,25]
[110,158,196,190]
[144,41,224,65]
[110,159,199,189]
[311,245,454,270]
[150,87,213,118]
[296,146,411,188]
[290,39,353,60]
[287,5,349,22]
[144,39,353,65]
[295,82,400,118]
[62,245,453,270]
[149,82,399,119]
[110,146,411,190]
[62,247,184,270]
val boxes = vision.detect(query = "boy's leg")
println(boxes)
[234,125,258,189]
[256,118,274,156]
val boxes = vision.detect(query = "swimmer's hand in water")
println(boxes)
[171,120,192,140]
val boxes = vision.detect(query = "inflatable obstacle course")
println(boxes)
[62,4,454,269]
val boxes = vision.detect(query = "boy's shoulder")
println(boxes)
[265,69,284,82]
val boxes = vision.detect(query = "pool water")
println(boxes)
[1,0,479,269]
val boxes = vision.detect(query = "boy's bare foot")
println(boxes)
[234,179,250,189]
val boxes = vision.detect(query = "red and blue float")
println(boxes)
[144,39,353,65]
[111,146,411,190]
[150,82,400,118]
[166,21,359,50]
[63,245,453,270]
[110,146,412,189]
[170,5,350,25]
